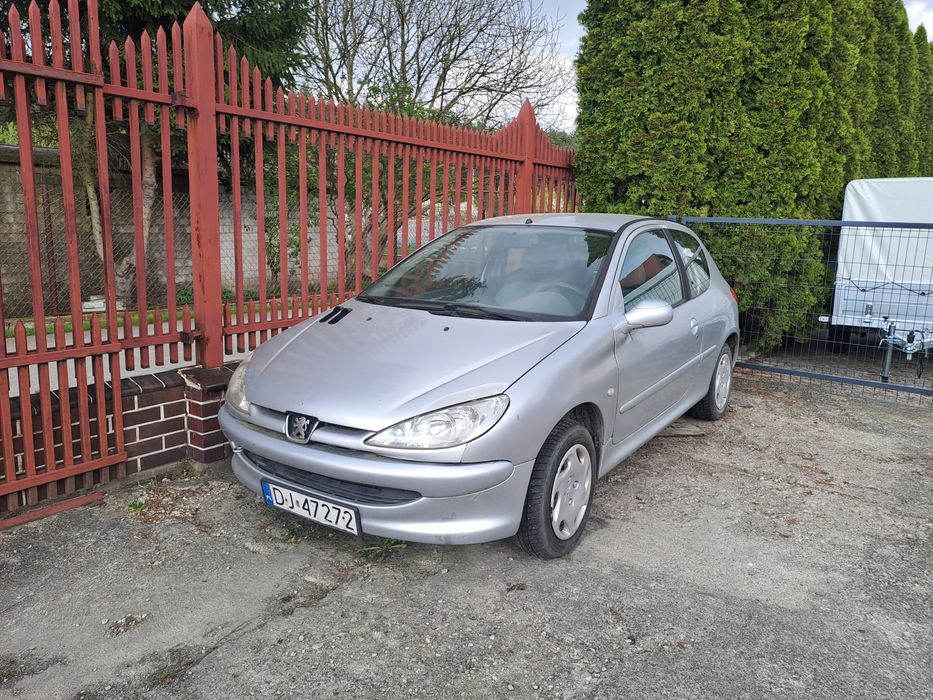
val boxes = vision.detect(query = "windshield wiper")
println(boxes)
[431,302,528,321]
[356,295,434,310]
[356,295,527,321]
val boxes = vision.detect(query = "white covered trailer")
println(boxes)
[832,178,933,363]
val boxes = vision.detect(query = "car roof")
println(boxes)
[476,212,650,233]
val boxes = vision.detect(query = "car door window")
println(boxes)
[669,230,711,298]
[618,230,684,312]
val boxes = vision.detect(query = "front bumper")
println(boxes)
[219,405,534,545]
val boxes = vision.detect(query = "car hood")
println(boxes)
[244,299,584,431]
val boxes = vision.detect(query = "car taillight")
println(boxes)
[729,286,738,303]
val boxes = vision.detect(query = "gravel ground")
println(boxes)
[1,375,931,699]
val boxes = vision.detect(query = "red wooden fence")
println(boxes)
[0,0,575,510]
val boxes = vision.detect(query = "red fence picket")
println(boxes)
[0,0,576,511]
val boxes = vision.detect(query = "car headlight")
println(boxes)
[365,395,509,449]
[226,353,253,414]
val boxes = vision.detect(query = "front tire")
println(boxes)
[516,419,596,559]
[690,343,733,421]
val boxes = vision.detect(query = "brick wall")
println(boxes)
[1,366,234,514]
[122,370,190,473]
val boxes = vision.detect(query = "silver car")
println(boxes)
[219,214,739,558]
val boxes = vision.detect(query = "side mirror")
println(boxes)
[624,299,673,329]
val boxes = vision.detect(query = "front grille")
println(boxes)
[248,404,369,449]
[243,451,422,506]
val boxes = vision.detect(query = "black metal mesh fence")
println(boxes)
[680,217,933,404]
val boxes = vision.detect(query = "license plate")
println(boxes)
[260,480,360,536]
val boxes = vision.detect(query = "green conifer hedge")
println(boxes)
[576,0,931,348]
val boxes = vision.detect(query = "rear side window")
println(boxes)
[669,230,711,298]
[618,230,684,312]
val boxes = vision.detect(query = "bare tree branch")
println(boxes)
[296,0,572,128]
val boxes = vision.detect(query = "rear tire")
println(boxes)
[516,419,596,560]
[690,343,733,421]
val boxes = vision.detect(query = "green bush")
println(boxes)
[577,0,927,216]
[695,224,827,351]
[174,286,259,306]
[176,286,194,306]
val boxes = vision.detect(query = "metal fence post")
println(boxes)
[515,100,536,214]
[183,3,223,367]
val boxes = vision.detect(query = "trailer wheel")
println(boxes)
[828,325,851,354]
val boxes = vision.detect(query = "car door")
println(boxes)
[611,227,701,443]
[666,226,723,357]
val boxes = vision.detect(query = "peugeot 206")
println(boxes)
[219,214,739,558]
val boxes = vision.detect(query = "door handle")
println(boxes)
[690,318,699,336]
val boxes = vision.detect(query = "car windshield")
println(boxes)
[358,225,615,320]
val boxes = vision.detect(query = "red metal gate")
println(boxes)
[0,0,198,508]
[0,0,575,511]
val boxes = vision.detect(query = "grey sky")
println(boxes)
[538,0,585,130]
[904,0,933,30]
[542,0,586,55]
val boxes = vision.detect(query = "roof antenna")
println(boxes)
[524,218,533,224]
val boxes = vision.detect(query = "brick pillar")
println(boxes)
[122,370,189,472]
[179,365,235,463]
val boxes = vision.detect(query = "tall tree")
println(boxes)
[817,0,874,215]
[576,0,922,217]
[848,0,880,180]
[738,0,833,217]
[916,26,933,175]
[867,0,911,177]
[575,0,751,215]
[893,6,920,175]
[91,0,312,86]
[574,0,838,348]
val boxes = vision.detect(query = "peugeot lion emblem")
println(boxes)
[285,412,318,444]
